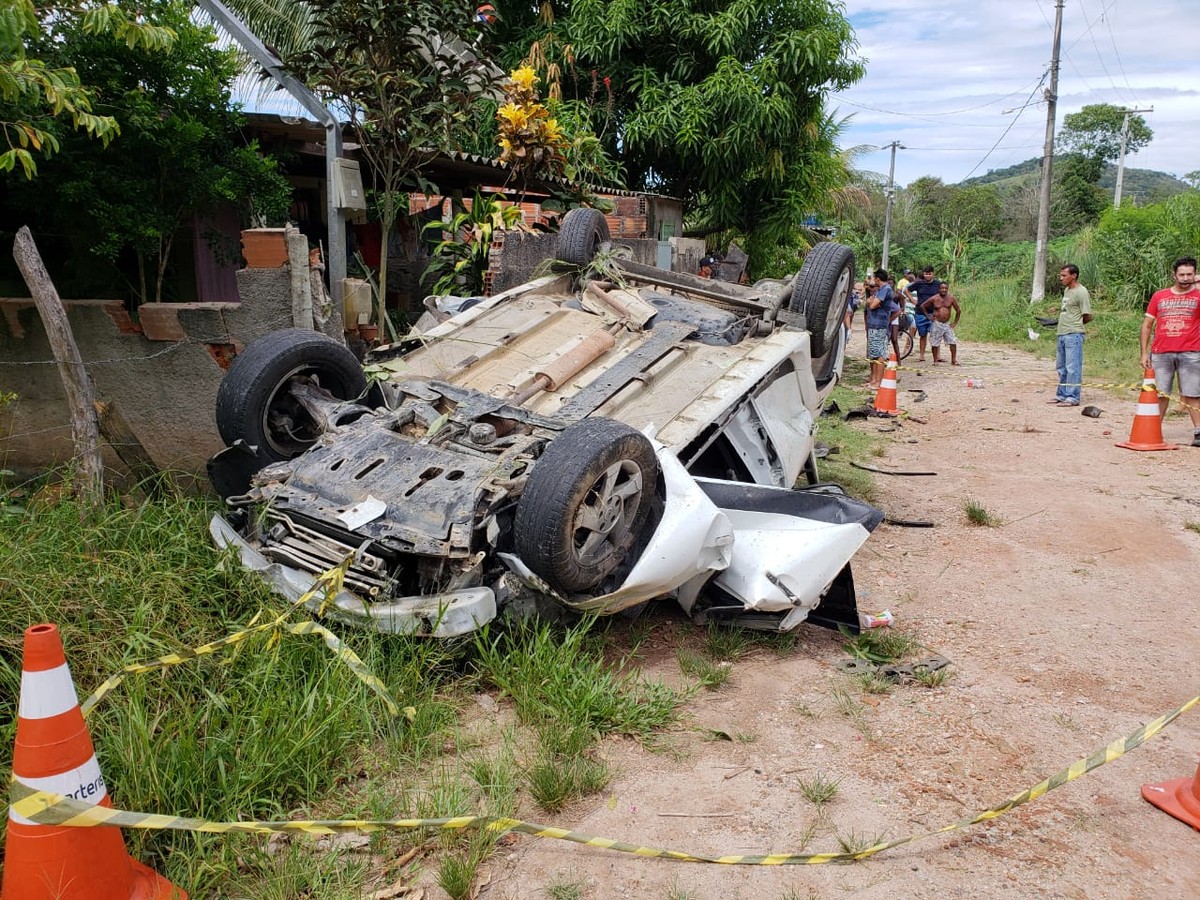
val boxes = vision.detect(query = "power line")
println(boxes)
[1103,3,1142,105]
[1082,0,1132,104]
[898,144,1044,152]
[960,71,1050,182]
[831,97,1035,128]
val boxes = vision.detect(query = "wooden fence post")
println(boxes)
[13,226,104,512]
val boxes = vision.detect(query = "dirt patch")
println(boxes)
[476,344,1200,900]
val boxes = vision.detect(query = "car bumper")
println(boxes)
[209,516,497,636]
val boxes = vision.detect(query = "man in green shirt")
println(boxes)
[1049,264,1092,406]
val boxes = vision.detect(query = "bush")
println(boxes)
[1093,192,1200,309]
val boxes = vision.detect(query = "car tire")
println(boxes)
[514,418,658,595]
[215,328,367,461]
[812,321,846,386]
[789,242,855,358]
[554,208,610,268]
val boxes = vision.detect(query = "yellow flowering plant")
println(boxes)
[496,66,567,178]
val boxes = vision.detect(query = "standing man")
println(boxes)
[1140,256,1200,446]
[910,266,941,362]
[864,269,900,389]
[698,255,719,278]
[921,282,962,365]
[1050,264,1092,407]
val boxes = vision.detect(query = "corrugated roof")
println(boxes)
[242,112,678,201]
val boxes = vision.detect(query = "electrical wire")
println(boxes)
[1103,3,1142,105]
[959,71,1049,182]
[830,97,1013,128]
[1083,0,1133,104]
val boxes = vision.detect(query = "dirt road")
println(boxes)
[480,342,1200,900]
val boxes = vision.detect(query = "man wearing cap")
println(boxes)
[698,256,719,279]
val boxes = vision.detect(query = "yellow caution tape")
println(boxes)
[81,559,405,720]
[855,360,1200,414]
[13,694,1197,865]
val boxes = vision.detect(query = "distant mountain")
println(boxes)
[960,157,1190,202]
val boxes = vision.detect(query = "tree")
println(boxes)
[285,0,499,333]
[483,0,864,247]
[0,0,175,177]
[1059,103,1152,164]
[6,0,292,304]
[1051,153,1105,235]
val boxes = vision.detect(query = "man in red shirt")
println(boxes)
[1140,257,1200,446]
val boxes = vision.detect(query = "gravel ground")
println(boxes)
[471,341,1200,900]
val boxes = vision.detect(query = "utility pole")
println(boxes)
[1113,106,1153,208]
[880,141,905,271]
[1031,0,1064,305]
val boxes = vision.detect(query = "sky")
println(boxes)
[830,0,1199,189]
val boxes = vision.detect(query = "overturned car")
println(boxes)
[208,210,881,636]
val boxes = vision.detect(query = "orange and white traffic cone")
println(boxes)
[2,624,185,900]
[873,352,899,415]
[1115,369,1178,452]
[1142,760,1200,831]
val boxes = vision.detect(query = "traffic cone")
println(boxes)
[1142,761,1200,831]
[1115,369,1178,451]
[873,352,899,415]
[2,624,185,900]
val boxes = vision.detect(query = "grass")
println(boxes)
[524,748,611,813]
[666,881,700,900]
[438,834,496,900]
[473,619,682,740]
[546,874,589,900]
[702,622,754,661]
[796,770,840,806]
[835,829,885,854]
[912,666,952,688]
[953,274,1148,395]
[0,488,423,893]
[841,627,920,663]
[676,648,732,690]
[0,484,690,896]
[852,671,895,694]
[812,372,885,502]
[964,498,1002,527]
[1185,521,1200,534]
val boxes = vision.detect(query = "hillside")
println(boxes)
[960,157,1189,202]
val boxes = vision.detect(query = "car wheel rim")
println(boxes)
[262,365,326,457]
[572,459,644,567]
[825,265,852,351]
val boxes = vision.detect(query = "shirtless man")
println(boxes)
[920,282,962,365]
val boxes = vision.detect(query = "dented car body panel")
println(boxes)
[209,231,877,636]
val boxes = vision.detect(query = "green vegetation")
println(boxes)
[1185,522,1200,535]
[912,666,951,688]
[3,0,291,304]
[483,0,865,256]
[963,499,1002,527]
[841,627,920,664]
[835,829,884,854]
[676,648,732,691]
[812,367,885,502]
[0,0,175,177]
[546,875,589,900]
[0,485,685,894]
[473,620,682,739]
[796,770,840,807]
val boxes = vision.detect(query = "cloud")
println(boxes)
[832,0,1199,186]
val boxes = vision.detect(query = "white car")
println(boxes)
[208,210,880,636]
